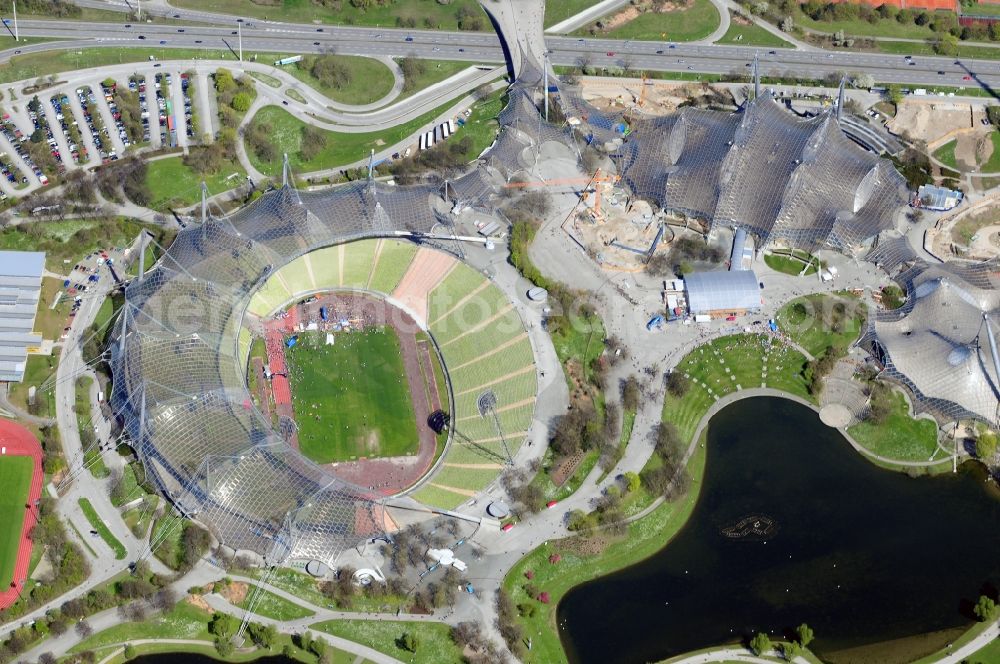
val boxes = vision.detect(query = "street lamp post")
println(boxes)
[238,20,243,62]
[12,0,17,43]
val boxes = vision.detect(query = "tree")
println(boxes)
[887,85,903,107]
[75,620,93,638]
[623,471,641,494]
[780,15,794,31]
[976,428,998,460]
[208,612,237,640]
[749,632,771,656]
[621,375,641,411]
[123,644,136,659]
[796,623,814,647]
[974,595,999,622]
[231,92,251,113]
[934,34,959,56]
[666,372,690,398]
[782,641,802,660]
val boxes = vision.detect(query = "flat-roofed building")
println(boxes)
[685,269,762,317]
[0,251,44,382]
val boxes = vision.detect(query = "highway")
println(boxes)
[4,15,1000,90]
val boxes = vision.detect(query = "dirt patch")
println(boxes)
[889,100,971,145]
[601,0,695,30]
[217,581,249,606]
[561,534,613,556]
[551,450,586,487]
[186,594,212,612]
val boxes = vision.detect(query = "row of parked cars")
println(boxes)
[50,94,87,165]
[180,73,194,140]
[75,86,117,164]
[0,115,35,187]
[154,73,170,146]
[129,75,153,144]
[101,80,134,149]
[26,99,65,180]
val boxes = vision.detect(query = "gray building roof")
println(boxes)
[0,251,44,278]
[685,269,762,314]
[0,251,44,382]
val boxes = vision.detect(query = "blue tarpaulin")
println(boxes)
[286,336,298,348]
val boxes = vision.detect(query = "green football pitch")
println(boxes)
[286,328,419,464]
[0,455,33,588]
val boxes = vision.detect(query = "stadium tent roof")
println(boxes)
[868,259,1000,425]
[0,251,44,382]
[685,270,761,314]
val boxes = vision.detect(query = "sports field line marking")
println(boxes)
[437,303,514,349]
[447,333,529,371]
[337,243,345,286]
[470,430,528,444]
[365,238,384,290]
[302,253,318,292]
[273,269,293,299]
[454,364,535,396]
[443,462,504,470]
[456,396,534,422]
[429,279,491,327]
[427,482,477,497]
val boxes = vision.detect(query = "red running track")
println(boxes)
[0,419,43,611]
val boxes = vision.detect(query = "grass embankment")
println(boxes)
[237,584,314,621]
[847,389,941,462]
[145,155,245,209]
[544,0,603,27]
[75,375,109,479]
[763,249,821,276]
[934,139,959,170]
[574,0,721,41]
[0,48,300,85]
[776,293,865,358]
[665,334,812,443]
[285,55,395,106]
[286,329,418,464]
[78,498,127,559]
[0,456,33,588]
[246,91,481,176]
[716,14,793,47]
[506,440,708,664]
[396,60,475,101]
[311,619,463,664]
[170,0,488,30]
[34,276,72,342]
[0,217,159,272]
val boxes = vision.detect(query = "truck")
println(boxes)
[694,314,711,323]
[646,315,664,331]
[274,55,303,67]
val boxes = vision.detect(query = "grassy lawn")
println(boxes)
[286,55,394,106]
[794,8,940,39]
[8,353,57,418]
[70,601,213,653]
[286,329,418,464]
[78,497,127,560]
[311,619,462,664]
[550,311,606,388]
[847,389,941,462]
[456,89,505,160]
[983,131,1000,173]
[934,139,959,170]
[170,0,488,30]
[33,276,72,342]
[875,37,1000,61]
[666,334,812,443]
[544,0,602,27]
[249,71,281,88]
[763,249,821,276]
[776,293,866,357]
[505,440,708,664]
[145,155,246,209]
[0,456,32,588]
[0,217,158,272]
[715,15,793,47]
[397,60,476,101]
[237,584,314,621]
[574,0,721,42]
[246,95,465,176]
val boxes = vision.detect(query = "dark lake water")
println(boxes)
[131,654,295,664]
[558,397,1000,664]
